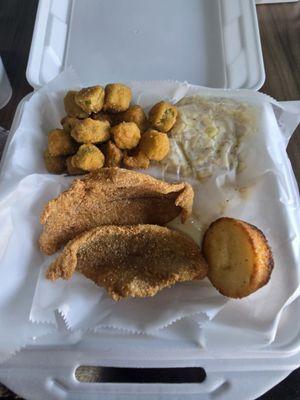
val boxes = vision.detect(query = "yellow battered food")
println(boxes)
[46,225,208,301]
[48,129,77,157]
[202,217,274,298]
[61,116,79,134]
[103,83,132,113]
[92,111,113,125]
[104,141,123,167]
[44,150,66,174]
[148,101,178,132]
[111,122,141,150]
[66,156,85,175]
[139,129,170,161]
[75,85,105,114]
[71,144,105,172]
[71,118,110,144]
[39,168,194,254]
[123,150,150,169]
[63,91,89,118]
[115,105,147,132]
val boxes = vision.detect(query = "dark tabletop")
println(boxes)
[0,0,299,399]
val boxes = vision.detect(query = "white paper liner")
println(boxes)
[0,69,300,361]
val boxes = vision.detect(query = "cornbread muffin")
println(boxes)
[202,217,274,298]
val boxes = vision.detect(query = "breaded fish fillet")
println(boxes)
[46,225,208,300]
[39,168,194,255]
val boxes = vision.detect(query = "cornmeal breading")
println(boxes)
[46,225,208,300]
[39,168,194,255]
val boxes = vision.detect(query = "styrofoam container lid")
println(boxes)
[0,57,12,109]
[27,0,265,90]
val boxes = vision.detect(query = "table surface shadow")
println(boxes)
[0,0,299,399]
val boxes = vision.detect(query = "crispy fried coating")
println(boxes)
[61,116,79,134]
[64,91,89,118]
[39,168,194,255]
[123,149,150,169]
[92,111,114,125]
[202,217,274,298]
[149,101,178,132]
[48,129,77,157]
[114,105,147,132]
[71,118,110,144]
[111,122,141,150]
[104,140,123,167]
[71,144,105,172]
[103,83,132,113]
[46,225,208,300]
[44,150,66,174]
[66,156,86,176]
[74,85,105,114]
[139,129,170,161]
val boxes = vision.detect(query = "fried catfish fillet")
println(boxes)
[39,168,194,255]
[46,225,208,300]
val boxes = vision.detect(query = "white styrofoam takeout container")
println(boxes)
[0,56,12,110]
[26,0,265,90]
[2,1,300,399]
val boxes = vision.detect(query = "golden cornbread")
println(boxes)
[202,217,274,298]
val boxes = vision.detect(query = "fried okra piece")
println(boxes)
[48,129,77,157]
[139,129,170,161]
[104,140,123,167]
[66,156,86,176]
[61,116,79,134]
[64,91,89,118]
[103,83,132,113]
[148,101,178,132]
[92,111,114,125]
[123,149,150,169]
[71,118,110,144]
[74,85,105,114]
[44,150,67,174]
[114,105,147,132]
[71,144,105,171]
[111,122,141,150]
